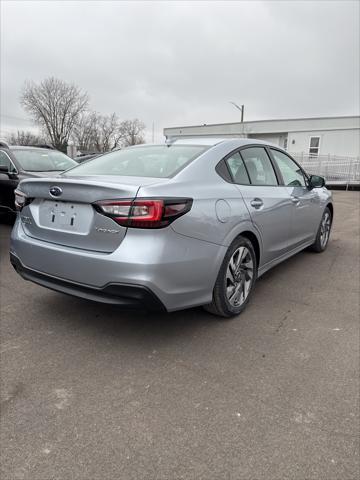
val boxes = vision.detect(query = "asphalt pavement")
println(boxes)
[0,190,359,480]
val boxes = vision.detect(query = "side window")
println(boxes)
[271,149,306,187]
[240,147,278,186]
[0,150,11,171]
[225,152,250,184]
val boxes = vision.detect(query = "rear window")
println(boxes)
[66,145,208,178]
[13,149,77,172]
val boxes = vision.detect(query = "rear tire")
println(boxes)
[0,212,16,225]
[309,207,332,253]
[204,236,257,318]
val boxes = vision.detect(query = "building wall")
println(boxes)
[247,133,288,149]
[164,116,360,158]
[287,129,360,158]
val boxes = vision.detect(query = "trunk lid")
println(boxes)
[18,176,162,253]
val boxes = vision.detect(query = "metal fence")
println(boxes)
[291,153,360,188]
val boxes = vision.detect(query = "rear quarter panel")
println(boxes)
[137,141,264,252]
[137,175,259,249]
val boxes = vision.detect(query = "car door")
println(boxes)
[225,147,293,267]
[0,150,19,213]
[269,148,321,249]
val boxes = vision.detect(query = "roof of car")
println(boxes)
[8,145,55,151]
[169,137,279,148]
[168,137,228,146]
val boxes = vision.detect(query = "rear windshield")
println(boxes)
[13,149,77,172]
[65,145,208,178]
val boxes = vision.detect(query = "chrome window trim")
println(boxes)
[216,144,283,187]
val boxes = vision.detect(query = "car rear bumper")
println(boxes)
[10,252,166,311]
[10,218,226,311]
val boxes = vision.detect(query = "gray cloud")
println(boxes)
[1,0,359,142]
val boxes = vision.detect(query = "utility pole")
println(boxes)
[229,101,244,122]
[152,121,155,143]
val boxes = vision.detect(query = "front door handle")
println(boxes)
[291,196,300,205]
[250,198,264,209]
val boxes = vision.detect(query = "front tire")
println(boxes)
[204,236,257,318]
[309,207,332,253]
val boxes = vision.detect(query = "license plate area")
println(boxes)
[38,200,93,234]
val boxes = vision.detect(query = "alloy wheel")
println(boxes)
[320,211,331,248]
[225,246,254,307]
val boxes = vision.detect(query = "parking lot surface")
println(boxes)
[0,191,359,480]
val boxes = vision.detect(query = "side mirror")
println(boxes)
[308,174,325,189]
[0,165,9,173]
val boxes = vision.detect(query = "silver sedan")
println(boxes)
[10,138,333,317]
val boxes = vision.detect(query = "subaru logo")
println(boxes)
[49,186,62,197]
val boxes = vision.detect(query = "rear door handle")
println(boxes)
[250,198,264,209]
[291,196,300,205]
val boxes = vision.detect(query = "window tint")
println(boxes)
[0,151,11,170]
[271,149,306,187]
[240,147,278,186]
[225,152,250,184]
[0,150,16,172]
[67,145,208,178]
[13,149,77,172]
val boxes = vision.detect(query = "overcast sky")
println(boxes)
[1,0,359,142]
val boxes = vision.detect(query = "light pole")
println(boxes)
[229,101,244,122]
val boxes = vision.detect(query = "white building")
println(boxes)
[164,115,360,159]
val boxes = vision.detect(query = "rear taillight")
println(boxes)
[14,190,32,211]
[94,198,193,228]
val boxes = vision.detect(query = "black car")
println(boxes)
[0,143,78,220]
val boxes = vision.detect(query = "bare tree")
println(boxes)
[93,113,124,152]
[72,112,98,152]
[20,77,89,151]
[6,130,46,146]
[119,119,146,147]
[73,112,129,153]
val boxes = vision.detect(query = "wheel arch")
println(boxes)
[326,202,334,219]
[236,230,260,269]
[231,229,261,268]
